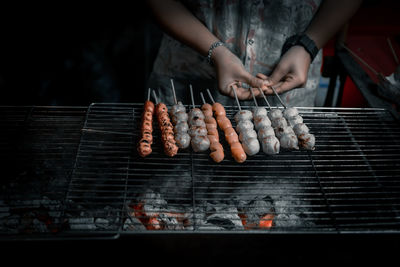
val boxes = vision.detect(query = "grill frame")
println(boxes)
[1,103,400,240]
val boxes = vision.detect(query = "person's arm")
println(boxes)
[264,0,363,94]
[147,0,265,99]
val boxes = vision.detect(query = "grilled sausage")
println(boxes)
[212,102,246,163]
[137,100,155,157]
[155,102,178,157]
[202,103,224,163]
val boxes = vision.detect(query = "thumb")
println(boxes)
[268,65,287,85]
[241,71,265,89]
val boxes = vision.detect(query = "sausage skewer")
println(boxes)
[188,85,210,152]
[231,86,259,156]
[137,88,155,157]
[169,79,191,149]
[152,90,179,157]
[206,89,246,163]
[200,92,224,162]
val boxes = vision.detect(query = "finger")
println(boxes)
[256,73,269,80]
[273,76,302,94]
[241,71,265,90]
[268,65,287,85]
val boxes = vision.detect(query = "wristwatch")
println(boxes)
[281,34,319,62]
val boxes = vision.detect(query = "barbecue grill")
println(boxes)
[1,103,400,241]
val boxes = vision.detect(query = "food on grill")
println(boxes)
[254,115,271,130]
[239,129,257,142]
[279,133,299,150]
[188,108,210,152]
[169,101,191,149]
[234,110,253,123]
[292,123,309,136]
[155,102,179,157]
[191,135,211,152]
[261,135,280,154]
[283,107,299,120]
[268,109,283,121]
[213,104,246,163]
[201,99,224,163]
[298,133,316,150]
[242,137,260,156]
[257,126,275,141]
[275,125,295,139]
[138,99,155,157]
[287,115,303,127]
[271,117,288,129]
[236,120,254,134]
[252,107,268,118]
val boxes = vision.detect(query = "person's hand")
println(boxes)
[259,45,312,94]
[212,46,267,100]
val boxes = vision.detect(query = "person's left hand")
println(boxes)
[259,45,312,94]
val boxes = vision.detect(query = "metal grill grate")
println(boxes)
[1,104,400,239]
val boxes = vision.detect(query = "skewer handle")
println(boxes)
[152,90,159,104]
[189,84,196,108]
[231,85,242,111]
[170,79,178,104]
[387,38,399,65]
[249,88,258,107]
[147,88,151,101]
[200,92,206,105]
[270,86,287,109]
[258,88,272,109]
[206,89,216,103]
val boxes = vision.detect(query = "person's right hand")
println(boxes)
[212,46,267,100]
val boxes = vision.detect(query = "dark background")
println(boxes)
[0,3,162,106]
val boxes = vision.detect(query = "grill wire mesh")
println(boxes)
[1,103,400,239]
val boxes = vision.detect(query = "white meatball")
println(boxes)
[189,117,206,127]
[271,117,288,129]
[280,133,299,150]
[242,138,260,156]
[293,123,309,136]
[261,136,280,155]
[239,129,257,142]
[236,120,254,134]
[288,115,303,127]
[275,125,295,139]
[189,126,208,137]
[170,102,186,115]
[175,133,191,149]
[234,110,253,123]
[188,108,205,120]
[254,116,271,130]
[298,133,316,150]
[283,107,299,120]
[191,135,210,152]
[257,126,275,141]
[174,122,189,134]
[172,111,188,124]
[252,107,268,118]
[268,109,283,121]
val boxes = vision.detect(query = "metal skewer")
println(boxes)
[82,128,134,136]
[200,92,207,105]
[270,86,287,109]
[231,85,242,111]
[258,88,272,110]
[152,90,159,104]
[206,88,216,104]
[147,88,151,101]
[189,84,196,108]
[249,88,258,107]
[170,79,178,105]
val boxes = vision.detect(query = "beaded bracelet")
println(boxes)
[207,41,226,65]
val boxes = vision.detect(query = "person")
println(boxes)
[146,0,362,107]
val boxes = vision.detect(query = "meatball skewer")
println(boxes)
[169,79,191,149]
[188,85,210,152]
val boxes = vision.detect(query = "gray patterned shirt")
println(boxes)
[147,0,322,107]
